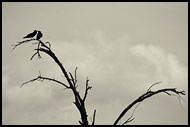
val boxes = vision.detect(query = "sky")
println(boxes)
[2,2,188,125]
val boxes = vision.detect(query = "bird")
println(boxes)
[23,30,38,39]
[36,30,43,40]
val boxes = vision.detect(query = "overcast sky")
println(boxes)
[2,2,188,125]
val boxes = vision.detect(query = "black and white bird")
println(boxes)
[36,31,43,40]
[23,30,38,39]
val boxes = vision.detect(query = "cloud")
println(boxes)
[130,44,188,89]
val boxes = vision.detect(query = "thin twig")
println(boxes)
[122,117,135,125]
[147,81,162,92]
[37,41,41,59]
[20,75,70,88]
[122,103,140,125]
[178,95,188,104]
[45,42,51,48]
[163,91,172,96]
[177,94,184,110]
[92,109,96,125]
[39,40,50,50]
[79,121,83,125]
[39,71,41,76]
[69,72,75,86]
[20,77,39,88]
[12,38,37,50]
[83,77,92,101]
[30,52,38,60]
[74,67,78,86]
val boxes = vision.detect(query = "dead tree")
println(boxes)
[12,30,186,125]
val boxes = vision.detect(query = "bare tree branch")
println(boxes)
[113,85,186,125]
[79,120,83,125]
[163,91,172,96]
[83,77,92,102]
[45,42,51,48]
[30,40,51,60]
[35,48,84,100]
[20,75,70,89]
[74,67,78,86]
[69,72,75,86]
[176,94,184,110]
[34,41,89,125]
[147,81,162,92]
[122,117,135,125]
[37,41,41,59]
[12,38,37,50]
[92,109,96,125]
[30,52,38,60]
[122,103,140,125]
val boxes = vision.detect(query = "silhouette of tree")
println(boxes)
[12,30,186,125]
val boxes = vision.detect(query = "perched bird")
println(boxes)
[23,30,38,39]
[36,31,43,40]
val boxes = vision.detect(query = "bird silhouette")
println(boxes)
[23,30,38,39]
[36,31,43,40]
